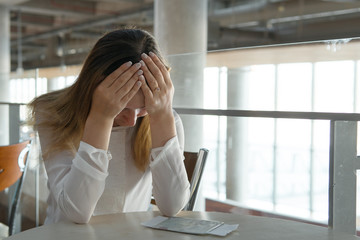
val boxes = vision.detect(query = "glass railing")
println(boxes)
[174,108,360,235]
[169,37,360,235]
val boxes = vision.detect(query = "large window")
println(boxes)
[199,57,360,225]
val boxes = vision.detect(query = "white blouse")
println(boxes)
[39,111,190,224]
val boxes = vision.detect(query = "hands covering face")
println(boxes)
[91,52,173,122]
[91,61,143,120]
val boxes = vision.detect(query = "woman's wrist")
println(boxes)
[148,109,174,124]
[149,110,176,148]
[82,112,114,150]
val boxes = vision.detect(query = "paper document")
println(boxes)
[141,216,239,236]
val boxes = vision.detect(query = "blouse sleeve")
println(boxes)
[38,117,111,223]
[149,110,190,216]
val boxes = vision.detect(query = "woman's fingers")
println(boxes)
[139,75,152,98]
[121,80,142,103]
[148,52,171,86]
[109,62,142,91]
[92,61,144,119]
[102,61,132,87]
[112,68,142,95]
[140,53,165,91]
[115,71,141,98]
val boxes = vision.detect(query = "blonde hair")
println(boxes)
[29,28,168,171]
[133,116,151,171]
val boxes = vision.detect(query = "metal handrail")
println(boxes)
[176,107,360,235]
[0,102,27,106]
[2,104,359,121]
[175,108,360,121]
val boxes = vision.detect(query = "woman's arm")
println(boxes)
[38,118,110,223]
[149,111,190,216]
[40,62,143,223]
[139,52,176,149]
[139,53,190,216]
[82,61,142,150]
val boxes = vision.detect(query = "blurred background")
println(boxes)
[1,0,360,235]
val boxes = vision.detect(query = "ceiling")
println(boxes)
[3,0,360,71]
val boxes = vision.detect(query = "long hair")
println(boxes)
[29,28,168,171]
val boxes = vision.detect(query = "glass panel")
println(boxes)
[314,61,355,112]
[10,69,44,103]
[356,61,360,113]
[247,65,276,111]
[197,40,360,227]
[199,116,330,224]
[357,170,360,232]
[277,63,313,111]
[169,52,206,109]
[246,117,275,208]
[200,114,227,200]
[204,67,227,109]
[312,121,330,222]
[276,119,312,217]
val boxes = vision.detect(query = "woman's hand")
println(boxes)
[82,61,143,150]
[139,52,174,118]
[90,61,143,121]
[139,52,176,148]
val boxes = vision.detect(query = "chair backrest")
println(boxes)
[183,148,209,211]
[150,148,209,211]
[0,140,31,236]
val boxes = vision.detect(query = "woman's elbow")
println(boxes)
[68,212,92,224]
[160,207,181,217]
[158,188,190,217]
[59,195,93,224]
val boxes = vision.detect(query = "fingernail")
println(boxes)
[140,60,145,67]
[125,61,132,67]
[136,81,142,86]
[149,51,155,57]
[137,70,143,75]
[135,63,141,68]
[139,75,145,81]
[141,53,148,59]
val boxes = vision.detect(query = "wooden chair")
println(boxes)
[151,148,209,211]
[0,140,31,237]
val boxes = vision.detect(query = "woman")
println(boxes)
[29,28,190,224]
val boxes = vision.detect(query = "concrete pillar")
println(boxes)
[154,0,207,152]
[226,68,249,202]
[0,6,10,145]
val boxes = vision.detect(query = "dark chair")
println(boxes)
[182,148,209,211]
[151,148,209,211]
[0,140,31,237]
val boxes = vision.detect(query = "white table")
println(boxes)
[6,211,360,240]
